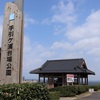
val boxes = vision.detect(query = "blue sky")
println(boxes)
[0,0,100,81]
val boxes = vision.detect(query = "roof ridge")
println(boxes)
[47,58,84,62]
[40,60,49,70]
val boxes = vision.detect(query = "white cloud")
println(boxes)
[42,0,77,34]
[23,35,55,79]
[20,1,100,80]
[51,37,100,52]
[74,37,100,50]
[49,4,100,57]
[87,47,100,57]
[42,18,51,25]
[67,10,100,40]
[43,4,100,81]
[24,15,38,27]
[51,0,76,26]
[51,41,73,50]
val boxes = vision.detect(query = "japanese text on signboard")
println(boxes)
[6,25,14,76]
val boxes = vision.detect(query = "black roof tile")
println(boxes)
[30,58,95,75]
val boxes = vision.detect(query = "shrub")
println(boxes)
[49,85,89,97]
[76,85,89,94]
[89,84,100,91]
[49,92,60,100]
[49,86,77,97]
[0,83,50,100]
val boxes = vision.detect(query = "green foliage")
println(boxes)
[0,83,50,100]
[49,85,89,97]
[89,84,100,91]
[76,85,89,94]
[49,92,60,100]
[1,83,100,99]
[49,86,76,97]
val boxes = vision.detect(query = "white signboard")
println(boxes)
[66,74,74,83]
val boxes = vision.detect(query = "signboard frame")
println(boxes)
[66,74,74,83]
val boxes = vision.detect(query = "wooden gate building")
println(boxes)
[30,58,95,88]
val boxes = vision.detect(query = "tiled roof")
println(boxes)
[30,58,95,75]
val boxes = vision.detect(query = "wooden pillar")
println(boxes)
[43,74,45,83]
[64,75,66,86]
[85,77,87,85]
[51,76,54,88]
[85,75,88,85]
[47,75,54,88]
[66,74,68,85]
[38,74,40,83]
[78,74,80,85]
[82,77,83,85]
[77,74,78,84]
[48,75,51,85]
[52,76,54,85]
[48,76,49,84]
[87,75,88,85]
[62,74,65,86]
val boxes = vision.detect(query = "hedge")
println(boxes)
[49,92,60,100]
[75,85,89,94]
[49,84,100,97]
[89,84,100,91]
[1,83,100,100]
[0,83,50,100]
[49,85,89,97]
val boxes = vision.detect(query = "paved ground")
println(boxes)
[77,92,100,100]
[60,92,100,100]
[60,97,76,100]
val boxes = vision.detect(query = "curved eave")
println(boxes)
[86,69,95,75]
[30,70,95,75]
[30,65,95,75]
[30,68,40,74]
